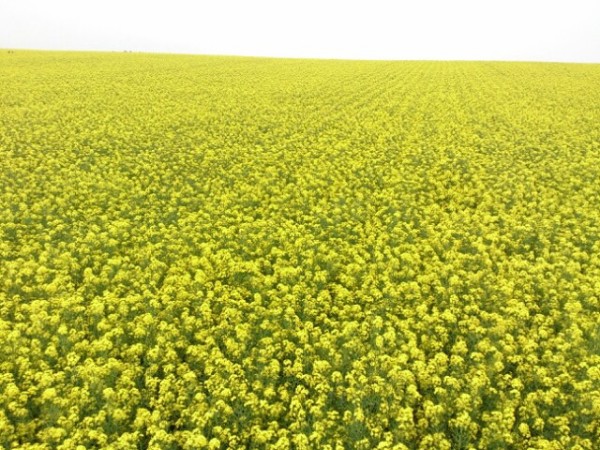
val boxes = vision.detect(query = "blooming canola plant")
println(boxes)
[0,51,599,448]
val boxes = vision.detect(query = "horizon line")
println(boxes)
[2,46,599,65]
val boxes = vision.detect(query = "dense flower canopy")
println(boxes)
[1,51,599,449]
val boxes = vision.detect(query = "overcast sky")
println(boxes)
[1,0,599,62]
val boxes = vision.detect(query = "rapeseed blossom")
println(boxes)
[1,51,599,448]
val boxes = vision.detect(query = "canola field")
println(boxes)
[1,51,599,449]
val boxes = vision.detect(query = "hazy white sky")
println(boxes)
[1,0,599,62]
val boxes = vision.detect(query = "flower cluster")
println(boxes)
[1,51,599,448]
